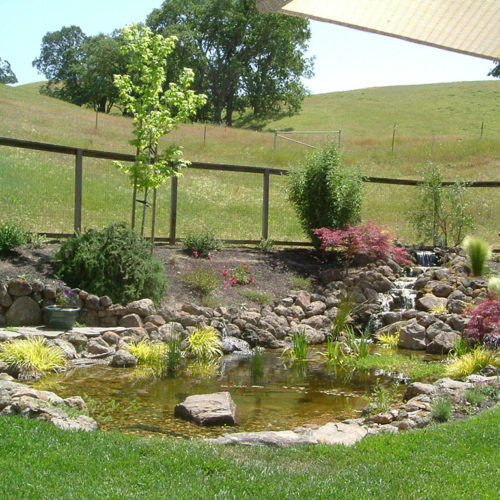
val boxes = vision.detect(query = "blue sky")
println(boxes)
[0,0,496,94]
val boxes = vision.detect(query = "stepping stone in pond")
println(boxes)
[174,392,237,426]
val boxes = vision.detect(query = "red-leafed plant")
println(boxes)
[463,295,500,348]
[313,222,411,273]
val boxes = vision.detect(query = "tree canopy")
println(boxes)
[33,26,128,112]
[0,58,18,84]
[146,0,313,126]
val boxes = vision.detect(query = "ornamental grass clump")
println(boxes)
[185,326,223,362]
[374,330,400,349]
[462,235,491,276]
[445,348,500,378]
[0,338,66,374]
[128,339,170,374]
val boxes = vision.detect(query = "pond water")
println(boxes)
[35,347,435,439]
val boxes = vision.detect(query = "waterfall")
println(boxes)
[415,251,437,267]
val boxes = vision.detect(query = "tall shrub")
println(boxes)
[408,163,474,246]
[288,144,363,248]
[56,223,168,304]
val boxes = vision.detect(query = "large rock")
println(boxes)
[127,299,156,317]
[7,278,32,297]
[209,430,317,447]
[433,378,473,402]
[426,331,460,354]
[398,321,426,350]
[174,392,237,426]
[416,294,447,312]
[110,350,138,368]
[404,382,436,400]
[222,336,251,355]
[5,296,42,326]
[119,314,143,328]
[0,283,13,307]
[313,422,367,446]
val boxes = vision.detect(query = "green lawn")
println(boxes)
[0,81,499,244]
[1,406,499,499]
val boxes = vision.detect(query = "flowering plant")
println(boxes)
[55,283,77,307]
[223,263,254,286]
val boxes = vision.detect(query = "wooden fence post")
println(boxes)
[392,124,397,153]
[169,175,178,245]
[74,149,83,234]
[262,169,270,240]
[274,130,278,150]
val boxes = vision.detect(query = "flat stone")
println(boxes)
[313,422,368,446]
[174,392,237,426]
[209,430,317,447]
[51,415,99,432]
[404,382,436,400]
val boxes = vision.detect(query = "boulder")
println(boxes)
[404,382,436,401]
[127,299,156,317]
[416,294,447,312]
[0,283,12,307]
[295,290,311,310]
[222,336,251,355]
[305,301,326,317]
[398,321,426,350]
[7,278,32,297]
[313,422,367,446]
[110,350,138,368]
[425,320,452,341]
[52,339,78,360]
[6,296,42,326]
[174,392,237,426]
[426,331,460,354]
[119,314,143,328]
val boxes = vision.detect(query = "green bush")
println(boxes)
[56,223,168,304]
[0,221,29,252]
[183,232,222,257]
[408,163,474,246]
[287,144,363,248]
[462,235,491,276]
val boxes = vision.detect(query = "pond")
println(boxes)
[35,347,438,439]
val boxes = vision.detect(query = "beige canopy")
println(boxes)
[256,0,500,61]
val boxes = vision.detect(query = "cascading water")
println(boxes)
[415,250,437,267]
[391,277,417,310]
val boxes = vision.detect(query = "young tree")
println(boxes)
[0,58,18,84]
[113,24,206,238]
[146,0,313,126]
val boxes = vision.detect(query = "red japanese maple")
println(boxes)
[463,296,500,347]
[313,223,411,272]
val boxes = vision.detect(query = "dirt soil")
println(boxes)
[0,243,335,309]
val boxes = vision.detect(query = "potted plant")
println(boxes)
[45,283,80,330]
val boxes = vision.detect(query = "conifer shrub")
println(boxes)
[288,144,363,248]
[56,223,168,304]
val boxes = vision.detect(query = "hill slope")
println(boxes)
[0,80,499,244]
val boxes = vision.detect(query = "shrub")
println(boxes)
[258,238,274,253]
[462,236,491,276]
[223,263,253,286]
[288,144,363,248]
[56,223,168,305]
[0,338,66,374]
[182,263,222,296]
[185,326,223,362]
[408,163,474,246]
[0,221,29,252]
[183,232,222,258]
[445,347,500,378]
[463,297,500,348]
[313,222,411,273]
[431,398,452,422]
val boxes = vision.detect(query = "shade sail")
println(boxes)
[256,0,500,61]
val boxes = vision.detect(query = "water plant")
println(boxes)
[0,338,66,374]
[374,329,400,349]
[431,398,453,422]
[183,232,222,258]
[462,235,491,276]
[283,329,308,361]
[185,326,223,362]
[250,348,264,384]
[445,347,500,378]
[128,339,170,375]
[370,380,400,413]
[165,336,182,378]
[332,294,355,338]
[320,337,347,371]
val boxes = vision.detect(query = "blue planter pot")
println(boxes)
[45,305,80,330]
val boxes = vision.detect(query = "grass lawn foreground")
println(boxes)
[1,405,499,499]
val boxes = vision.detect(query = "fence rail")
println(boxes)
[1,136,499,248]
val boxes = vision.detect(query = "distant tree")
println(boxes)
[146,0,313,126]
[0,58,18,84]
[32,25,87,105]
[33,27,128,113]
[488,63,500,78]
